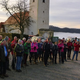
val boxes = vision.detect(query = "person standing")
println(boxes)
[15,39,24,72]
[58,40,64,64]
[64,41,67,61]
[24,39,31,66]
[0,39,9,78]
[11,36,18,70]
[49,40,53,61]
[37,38,43,62]
[21,37,26,67]
[52,42,58,64]
[6,38,12,71]
[67,39,72,60]
[43,38,50,66]
[72,40,80,61]
[30,40,38,64]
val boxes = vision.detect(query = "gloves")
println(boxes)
[60,47,62,49]
[34,47,36,50]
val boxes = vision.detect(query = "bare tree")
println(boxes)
[1,0,32,39]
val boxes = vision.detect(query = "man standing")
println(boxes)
[72,40,80,61]
[43,38,50,66]
[67,39,72,60]
[11,36,18,70]
[37,38,43,62]
[0,39,9,78]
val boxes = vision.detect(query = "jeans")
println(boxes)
[72,51,78,60]
[16,56,22,70]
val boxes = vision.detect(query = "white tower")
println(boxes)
[29,0,49,35]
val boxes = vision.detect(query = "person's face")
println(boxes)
[0,36,2,40]
[60,41,61,44]
[14,37,17,41]
[24,39,26,42]
[64,41,66,44]
[46,39,48,42]
[19,41,22,45]
[38,39,41,42]
[69,39,71,42]
[55,42,57,45]
[27,40,30,43]
[34,40,36,43]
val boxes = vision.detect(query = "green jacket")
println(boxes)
[24,43,31,54]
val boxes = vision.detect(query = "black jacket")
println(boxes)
[15,44,24,56]
[0,45,8,62]
[44,42,50,52]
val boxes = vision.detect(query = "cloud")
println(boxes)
[50,0,80,28]
[0,0,80,29]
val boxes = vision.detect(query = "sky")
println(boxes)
[0,0,80,29]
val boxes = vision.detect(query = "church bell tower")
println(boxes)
[29,0,49,35]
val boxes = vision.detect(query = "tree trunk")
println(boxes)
[20,31,23,39]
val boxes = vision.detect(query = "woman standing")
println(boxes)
[58,40,64,64]
[15,39,24,72]
[30,40,38,64]
[24,39,31,66]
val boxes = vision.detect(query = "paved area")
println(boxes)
[1,51,80,80]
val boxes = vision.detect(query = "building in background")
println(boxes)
[0,22,5,32]
[2,0,50,35]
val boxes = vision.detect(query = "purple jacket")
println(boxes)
[58,43,64,52]
[30,42,38,52]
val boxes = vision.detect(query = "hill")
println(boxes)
[49,25,80,33]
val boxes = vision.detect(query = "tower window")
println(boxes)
[33,0,35,2]
[43,21,44,23]
[43,0,45,3]
[43,11,44,13]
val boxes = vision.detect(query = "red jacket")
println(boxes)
[67,42,72,49]
[74,43,80,51]
[11,40,17,55]
[11,40,17,48]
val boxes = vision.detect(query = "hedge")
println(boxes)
[0,32,28,40]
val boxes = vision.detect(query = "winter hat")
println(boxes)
[18,39,22,43]
[5,36,9,41]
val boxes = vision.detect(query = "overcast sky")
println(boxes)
[0,0,80,29]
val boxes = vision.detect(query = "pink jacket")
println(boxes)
[58,43,64,52]
[30,42,38,52]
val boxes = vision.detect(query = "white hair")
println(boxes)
[18,39,22,44]
[22,37,26,40]
[14,36,17,39]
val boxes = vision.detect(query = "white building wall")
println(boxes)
[29,0,49,35]
[5,25,28,34]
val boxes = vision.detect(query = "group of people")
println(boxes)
[0,35,80,79]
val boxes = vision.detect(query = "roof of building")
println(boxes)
[4,11,29,25]
[0,22,5,28]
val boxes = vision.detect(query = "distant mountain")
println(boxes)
[49,25,80,33]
